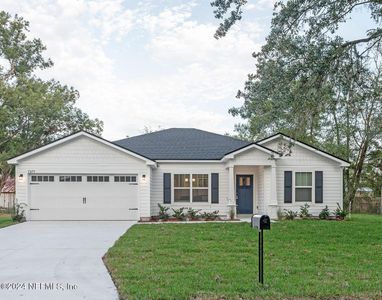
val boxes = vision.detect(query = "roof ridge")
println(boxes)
[114,128,251,143]
[186,128,251,143]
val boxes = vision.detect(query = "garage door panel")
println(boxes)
[29,174,139,220]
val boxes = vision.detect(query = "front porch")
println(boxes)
[226,164,279,219]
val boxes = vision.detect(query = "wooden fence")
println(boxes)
[352,196,382,214]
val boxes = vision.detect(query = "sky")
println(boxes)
[1,0,374,140]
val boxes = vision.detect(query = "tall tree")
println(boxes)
[211,1,382,206]
[0,11,103,190]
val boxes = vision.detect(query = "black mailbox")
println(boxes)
[251,214,271,231]
[251,214,271,285]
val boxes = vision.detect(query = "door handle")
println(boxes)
[83,197,86,204]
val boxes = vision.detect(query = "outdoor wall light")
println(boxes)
[18,174,24,182]
[141,174,146,183]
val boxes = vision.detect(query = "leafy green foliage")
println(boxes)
[0,11,103,189]
[212,1,382,205]
[187,207,201,219]
[11,202,27,222]
[334,203,347,219]
[201,210,220,220]
[172,207,186,220]
[299,203,311,219]
[210,0,247,39]
[157,204,170,220]
[319,205,331,220]
[283,209,298,220]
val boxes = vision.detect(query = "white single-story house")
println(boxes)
[7,128,349,221]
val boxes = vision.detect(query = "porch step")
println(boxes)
[237,214,252,222]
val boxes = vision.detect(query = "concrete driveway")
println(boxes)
[0,221,135,300]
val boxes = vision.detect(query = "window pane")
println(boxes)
[77,176,82,182]
[38,176,42,181]
[31,176,37,182]
[126,176,131,182]
[71,176,76,182]
[59,176,64,182]
[120,176,125,182]
[174,174,190,187]
[43,176,48,181]
[131,176,136,182]
[192,174,208,188]
[93,176,98,182]
[65,176,70,182]
[87,176,92,182]
[174,189,190,202]
[99,176,104,182]
[192,189,208,202]
[296,172,312,186]
[295,188,312,202]
[104,176,109,182]
[49,176,54,182]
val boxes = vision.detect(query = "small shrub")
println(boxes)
[229,207,236,220]
[334,203,347,220]
[299,203,311,219]
[201,210,219,220]
[187,208,201,219]
[277,208,283,220]
[12,203,27,222]
[283,209,298,220]
[172,207,186,220]
[157,203,170,220]
[319,206,330,220]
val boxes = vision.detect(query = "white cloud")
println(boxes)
[1,0,268,140]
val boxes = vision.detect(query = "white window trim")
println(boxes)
[173,173,210,204]
[293,171,315,203]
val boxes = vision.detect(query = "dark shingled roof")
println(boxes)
[113,128,252,160]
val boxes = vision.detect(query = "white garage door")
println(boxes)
[29,174,139,220]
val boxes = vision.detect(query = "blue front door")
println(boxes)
[236,175,253,214]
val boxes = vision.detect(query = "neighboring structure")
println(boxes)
[7,129,349,221]
[0,177,15,209]
[355,187,374,197]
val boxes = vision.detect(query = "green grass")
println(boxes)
[104,214,382,299]
[0,214,16,228]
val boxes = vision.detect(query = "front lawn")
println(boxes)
[0,214,16,228]
[104,215,382,299]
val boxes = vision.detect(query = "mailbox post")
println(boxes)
[251,215,271,284]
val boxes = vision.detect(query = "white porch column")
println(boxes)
[226,165,237,218]
[268,164,279,219]
[228,166,235,204]
[270,165,278,205]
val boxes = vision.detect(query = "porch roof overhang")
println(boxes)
[221,143,280,163]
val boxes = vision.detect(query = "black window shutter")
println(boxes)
[163,173,171,204]
[211,173,219,203]
[315,171,323,203]
[284,171,292,203]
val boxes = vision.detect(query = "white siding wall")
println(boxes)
[150,162,229,216]
[263,138,344,216]
[15,136,152,219]
[231,148,273,165]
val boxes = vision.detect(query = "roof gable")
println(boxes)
[257,133,350,166]
[7,131,156,166]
